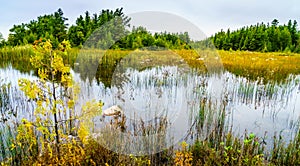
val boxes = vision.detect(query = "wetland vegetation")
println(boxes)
[0,7,300,166]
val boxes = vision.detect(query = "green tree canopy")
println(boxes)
[68,8,131,47]
[7,8,68,47]
[211,19,300,53]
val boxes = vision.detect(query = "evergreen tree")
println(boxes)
[7,9,68,47]
[211,19,300,53]
[68,8,131,47]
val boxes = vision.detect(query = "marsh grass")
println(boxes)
[1,48,300,165]
[0,45,34,73]
[219,50,300,83]
[56,49,300,84]
[2,46,300,83]
[1,80,300,165]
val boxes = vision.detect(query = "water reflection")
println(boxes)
[1,64,300,148]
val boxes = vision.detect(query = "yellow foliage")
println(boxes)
[78,124,89,145]
[13,39,85,165]
[78,100,103,144]
[174,142,193,166]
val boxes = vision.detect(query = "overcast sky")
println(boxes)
[1,0,300,39]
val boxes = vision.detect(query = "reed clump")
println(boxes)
[2,47,300,83]
[2,47,300,165]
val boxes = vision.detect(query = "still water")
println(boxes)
[1,63,300,149]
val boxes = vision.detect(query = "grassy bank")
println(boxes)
[1,78,300,165]
[1,118,300,165]
[1,46,300,83]
[1,46,300,165]
[219,50,300,83]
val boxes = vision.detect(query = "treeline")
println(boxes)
[113,27,191,50]
[2,8,300,52]
[6,9,68,47]
[0,8,191,50]
[3,8,128,48]
[212,19,300,52]
[68,8,130,47]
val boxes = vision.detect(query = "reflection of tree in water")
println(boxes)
[76,57,102,85]
[74,14,129,86]
[97,55,126,87]
[0,58,33,74]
